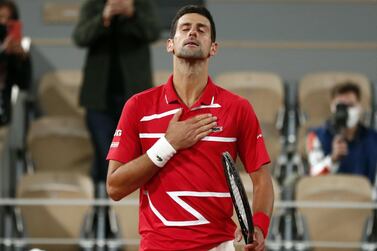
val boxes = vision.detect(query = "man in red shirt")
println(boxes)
[107,5,274,251]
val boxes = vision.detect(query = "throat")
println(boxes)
[172,72,208,108]
[182,95,201,108]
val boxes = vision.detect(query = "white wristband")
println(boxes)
[146,136,176,168]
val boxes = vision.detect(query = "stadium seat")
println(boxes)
[38,70,84,118]
[17,172,94,251]
[216,72,284,163]
[296,175,372,251]
[27,116,93,175]
[153,70,171,86]
[298,72,371,157]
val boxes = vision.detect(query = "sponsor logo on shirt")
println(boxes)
[114,129,122,137]
[110,142,119,148]
[211,126,223,133]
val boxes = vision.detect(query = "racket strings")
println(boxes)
[229,173,249,231]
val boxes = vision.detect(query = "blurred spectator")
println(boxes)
[306,82,377,184]
[0,0,31,126]
[72,0,160,183]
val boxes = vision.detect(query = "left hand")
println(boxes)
[235,227,266,251]
[107,0,134,17]
[2,36,27,57]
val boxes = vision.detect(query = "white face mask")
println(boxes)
[346,106,361,128]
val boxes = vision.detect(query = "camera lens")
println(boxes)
[332,103,348,133]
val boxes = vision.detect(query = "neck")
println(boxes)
[172,57,209,107]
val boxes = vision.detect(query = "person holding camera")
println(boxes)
[0,0,31,126]
[306,82,377,184]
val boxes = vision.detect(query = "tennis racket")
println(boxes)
[222,151,254,244]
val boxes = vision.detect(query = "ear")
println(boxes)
[209,42,218,57]
[166,39,174,54]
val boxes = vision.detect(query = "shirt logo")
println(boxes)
[114,129,122,137]
[110,142,119,148]
[257,134,263,139]
[212,126,223,133]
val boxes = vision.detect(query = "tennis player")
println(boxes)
[107,5,274,251]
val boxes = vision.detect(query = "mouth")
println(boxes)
[184,40,199,47]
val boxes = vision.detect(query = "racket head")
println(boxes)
[222,152,254,244]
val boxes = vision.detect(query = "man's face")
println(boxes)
[331,91,362,128]
[167,13,217,60]
[331,92,359,111]
[0,7,11,25]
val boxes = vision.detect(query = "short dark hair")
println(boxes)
[331,82,361,101]
[0,1,20,20]
[169,5,216,42]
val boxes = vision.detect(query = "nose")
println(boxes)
[188,28,198,38]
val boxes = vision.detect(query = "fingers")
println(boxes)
[243,239,264,250]
[186,113,213,123]
[191,115,217,140]
[333,140,348,156]
[338,147,348,156]
[194,121,217,140]
[251,227,266,251]
[243,242,258,251]
[103,3,122,26]
[195,129,212,141]
[234,229,243,242]
[165,112,218,150]
[332,134,348,160]
[170,109,182,122]
[195,117,217,130]
[188,114,217,128]
[254,240,265,251]
[102,5,112,27]
[333,134,346,143]
[338,143,348,151]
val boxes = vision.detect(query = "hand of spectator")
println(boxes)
[235,227,266,251]
[2,36,26,58]
[114,0,134,17]
[103,3,114,27]
[103,0,134,26]
[165,109,217,151]
[331,134,348,162]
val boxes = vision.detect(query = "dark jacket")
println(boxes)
[0,52,31,125]
[72,0,160,111]
[312,122,377,184]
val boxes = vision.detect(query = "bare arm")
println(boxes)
[107,110,217,200]
[250,165,274,217]
[243,165,274,251]
[107,156,158,201]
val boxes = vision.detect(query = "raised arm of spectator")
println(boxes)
[116,0,161,43]
[72,0,109,47]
